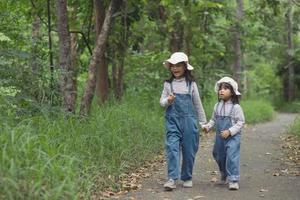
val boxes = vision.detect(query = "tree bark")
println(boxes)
[30,6,41,100]
[94,0,109,104]
[56,0,77,113]
[234,0,244,86]
[47,0,54,92]
[70,6,78,105]
[80,0,117,116]
[286,0,295,101]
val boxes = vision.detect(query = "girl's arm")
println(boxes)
[228,104,245,136]
[203,103,217,131]
[160,82,170,107]
[192,82,207,127]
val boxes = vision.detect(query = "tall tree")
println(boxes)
[80,0,118,116]
[286,0,295,101]
[56,0,77,113]
[234,0,244,85]
[70,5,78,105]
[94,0,109,104]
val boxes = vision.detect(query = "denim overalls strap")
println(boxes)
[166,82,195,117]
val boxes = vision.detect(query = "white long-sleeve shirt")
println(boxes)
[204,100,245,136]
[159,78,207,127]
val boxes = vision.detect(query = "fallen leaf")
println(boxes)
[210,177,218,182]
[260,189,269,192]
[273,172,280,176]
[194,195,205,199]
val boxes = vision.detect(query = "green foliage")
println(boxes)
[241,99,275,124]
[279,101,300,113]
[289,117,300,138]
[0,95,164,199]
[245,61,282,101]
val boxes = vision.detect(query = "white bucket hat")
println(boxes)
[163,52,194,70]
[215,76,241,96]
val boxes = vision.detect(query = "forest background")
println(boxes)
[0,0,299,199]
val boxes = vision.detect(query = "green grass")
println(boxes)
[278,101,300,113]
[241,99,275,124]
[0,95,164,199]
[289,117,300,138]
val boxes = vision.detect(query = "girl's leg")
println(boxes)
[181,117,199,181]
[165,117,181,180]
[225,134,241,182]
[213,134,227,179]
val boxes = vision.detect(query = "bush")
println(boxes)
[0,95,164,199]
[278,101,300,113]
[289,117,300,138]
[241,99,275,124]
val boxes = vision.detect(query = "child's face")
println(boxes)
[170,62,186,78]
[218,83,232,101]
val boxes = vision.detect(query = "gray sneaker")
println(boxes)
[229,182,239,190]
[164,179,176,191]
[183,180,193,188]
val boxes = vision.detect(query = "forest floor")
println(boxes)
[101,113,300,200]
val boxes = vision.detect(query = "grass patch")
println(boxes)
[0,95,164,199]
[279,101,300,113]
[241,99,275,124]
[289,117,300,138]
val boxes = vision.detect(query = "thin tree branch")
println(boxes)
[291,0,300,6]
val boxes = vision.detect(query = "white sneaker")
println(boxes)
[183,180,193,188]
[164,179,176,191]
[229,182,239,190]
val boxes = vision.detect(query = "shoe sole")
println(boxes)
[164,186,176,191]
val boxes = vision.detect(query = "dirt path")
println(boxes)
[119,113,299,200]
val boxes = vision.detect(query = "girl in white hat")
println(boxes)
[203,76,245,190]
[160,52,207,190]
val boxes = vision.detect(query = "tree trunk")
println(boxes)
[56,0,77,113]
[170,15,184,52]
[94,0,109,104]
[80,0,117,116]
[234,0,243,86]
[47,0,54,92]
[70,6,78,105]
[286,0,295,101]
[30,7,41,100]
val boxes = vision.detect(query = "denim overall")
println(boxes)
[213,102,241,182]
[165,82,199,181]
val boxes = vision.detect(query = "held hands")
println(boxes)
[167,93,176,104]
[221,130,231,139]
[202,126,210,133]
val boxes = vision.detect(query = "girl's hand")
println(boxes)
[202,126,209,133]
[221,130,231,139]
[167,93,176,104]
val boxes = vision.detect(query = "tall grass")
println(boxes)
[0,95,164,199]
[289,117,300,138]
[241,99,275,123]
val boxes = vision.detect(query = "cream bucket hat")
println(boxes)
[215,76,241,96]
[163,52,194,70]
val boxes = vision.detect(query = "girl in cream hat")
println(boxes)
[203,76,245,190]
[160,52,207,190]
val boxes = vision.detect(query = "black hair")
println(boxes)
[165,62,195,84]
[218,82,240,104]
